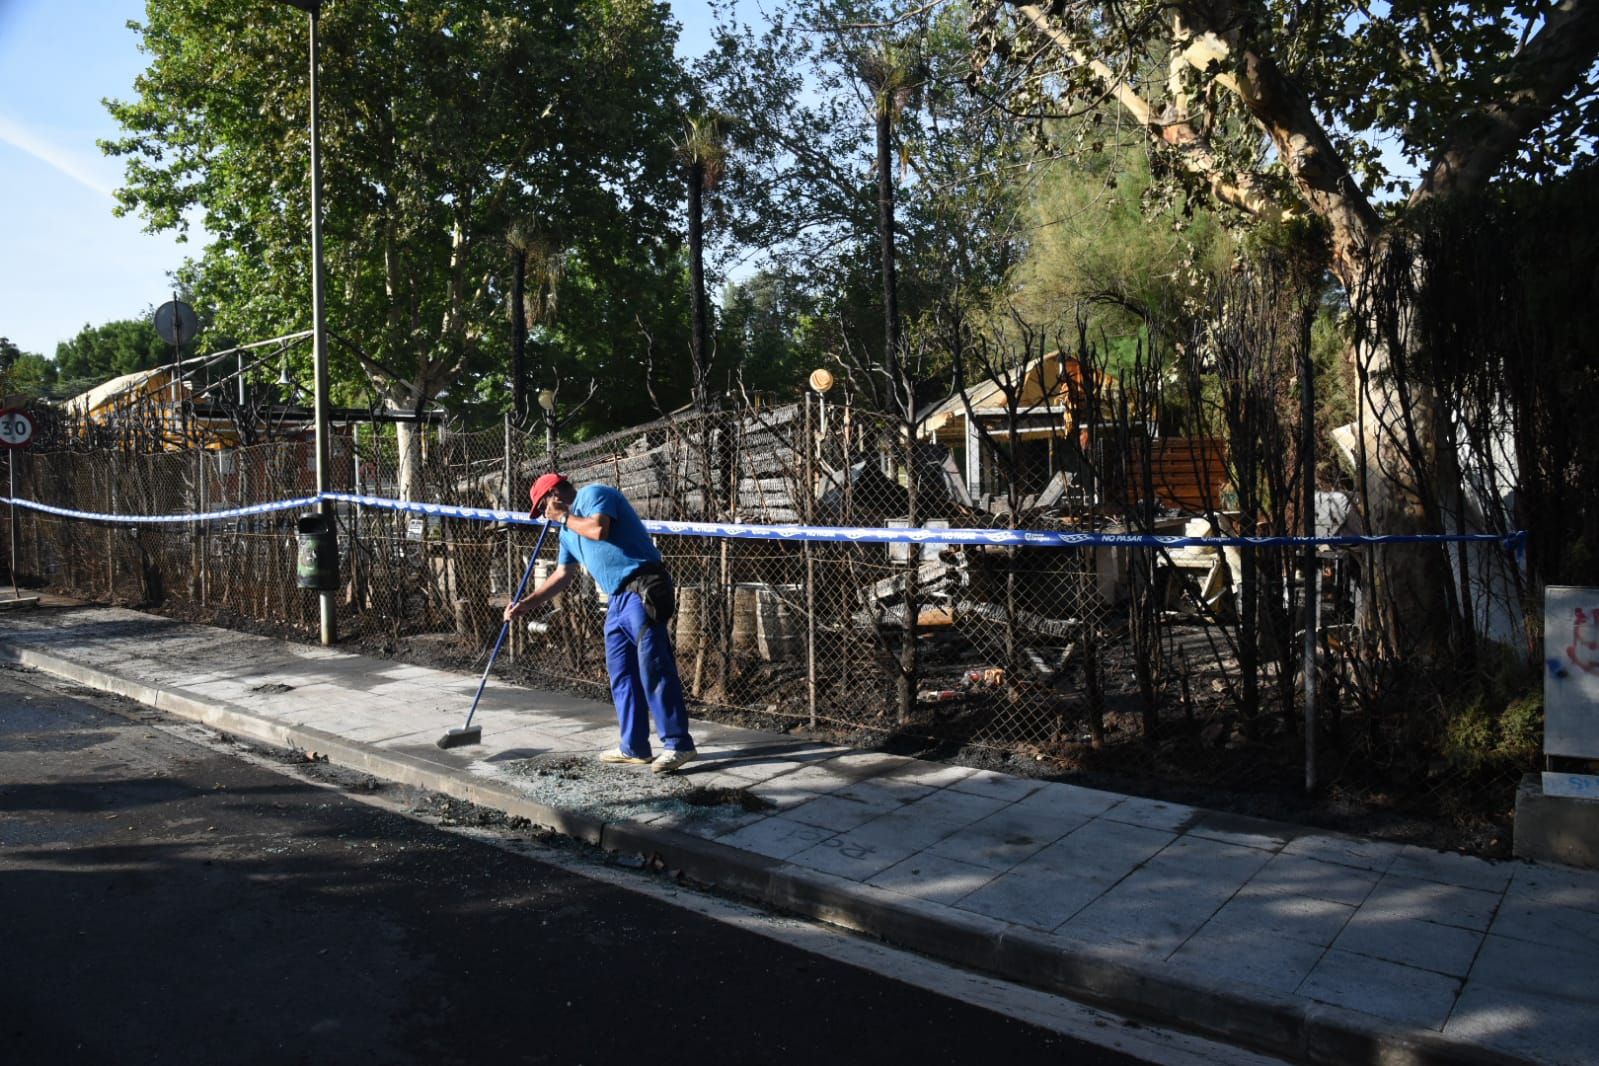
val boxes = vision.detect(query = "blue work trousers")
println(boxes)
[604,589,694,757]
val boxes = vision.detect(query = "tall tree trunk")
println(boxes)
[876,98,916,722]
[511,248,528,422]
[1345,249,1464,658]
[688,160,709,410]
[877,104,901,394]
[394,406,426,504]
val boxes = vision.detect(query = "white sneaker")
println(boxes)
[599,748,651,766]
[651,749,698,774]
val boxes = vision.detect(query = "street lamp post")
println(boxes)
[537,388,558,470]
[278,0,335,645]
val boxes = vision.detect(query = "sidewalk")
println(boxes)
[2,603,1593,1065]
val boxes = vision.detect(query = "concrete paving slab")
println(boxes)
[343,720,443,743]
[1445,985,1598,1066]
[924,805,1086,871]
[1052,918,1173,963]
[1387,845,1514,894]
[1167,923,1329,996]
[370,664,446,681]
[1280,832,1403,872]
[1465,933,1599,1000]
[825,750,917,777]
[752,758,865,796]
[746,778,838,811]
[947,768,1045,803]
[1063,892,1223,957]
[643,805,766,839]
[1101,794,1201,833]
[1185,810,1298,853]
[883,761,978,789]
[713,815,834,859]
[866,851,1001,905]
[526,716,610,736]
[1487,890,1599,954]
[1333,911,1485,977]
[954,863,1111,930]
[788,831,922,881]
[178,677,261,699]
[1058,837,1272,952]
[1360,873,1503,933]
[1124,836,1274,895]
[561,726,628,750]
[832,777,936,808]
[671,768,762,793]
[1017,817,1175,882]
[1241,851,1383,908]
[1207,890,1356,947]
[785,791,905,833]
[710,755,840,786]
[841,789,1012,855]
[1506,862,1599,914]
[1299,948,1462,1029]
[1006,780,1124,819]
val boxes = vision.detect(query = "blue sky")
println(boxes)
[0,1,734,359]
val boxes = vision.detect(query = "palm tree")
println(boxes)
[854,38,924,419]
[506,220,565,422]
[673,114,728,411]
[853,36,927,724]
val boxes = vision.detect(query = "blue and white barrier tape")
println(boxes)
[1,491,1529,552]
[1,495,321,524]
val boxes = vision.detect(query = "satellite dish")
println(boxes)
[154,300,200,347]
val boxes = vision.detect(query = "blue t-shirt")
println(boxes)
[555,484,661,595]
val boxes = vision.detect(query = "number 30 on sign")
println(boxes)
[0,409,34,448]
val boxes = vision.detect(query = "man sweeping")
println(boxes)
[504,474,698,773]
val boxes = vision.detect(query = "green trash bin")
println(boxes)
[295,514,339,591]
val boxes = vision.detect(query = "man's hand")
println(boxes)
[502,598,526,623]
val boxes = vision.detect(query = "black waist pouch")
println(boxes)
[624,562,675,625]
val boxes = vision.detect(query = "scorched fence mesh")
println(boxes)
[1,397,1529,812]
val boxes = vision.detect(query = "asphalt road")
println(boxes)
[0,663,1159,1066]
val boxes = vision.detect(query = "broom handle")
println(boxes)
[463,520,553,730]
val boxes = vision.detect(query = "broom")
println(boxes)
[437,518,553,749]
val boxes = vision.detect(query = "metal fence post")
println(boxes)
[504,411,517,664]
[804,392,817,730]
[197,448,209,606]
[106,452,117,601]
[7,450,18,600]
[1301,334,1319,793]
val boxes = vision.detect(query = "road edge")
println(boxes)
[0,638,1527,1066]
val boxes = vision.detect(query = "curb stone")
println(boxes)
[0,638,1534,1066]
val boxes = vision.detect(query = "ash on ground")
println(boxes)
[501,754,774,827]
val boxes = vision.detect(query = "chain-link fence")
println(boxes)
[1,389,1534,848]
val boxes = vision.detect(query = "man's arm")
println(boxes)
[504,564,573,621]
[547,495,611,541]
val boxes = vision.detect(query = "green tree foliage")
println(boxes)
[52,319,169,393]
[701,1,1033,405]
[969,1,1599,649]
[8,354,60,398]
[0,338,59,399]
[104,0,686,427]
[1012,148,1232,335]
[968,0,1599,290]
[716,267,826,396]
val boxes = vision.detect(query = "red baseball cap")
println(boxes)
[528,473,570,517]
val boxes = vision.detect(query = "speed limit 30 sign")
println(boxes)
[0,409,34,448]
